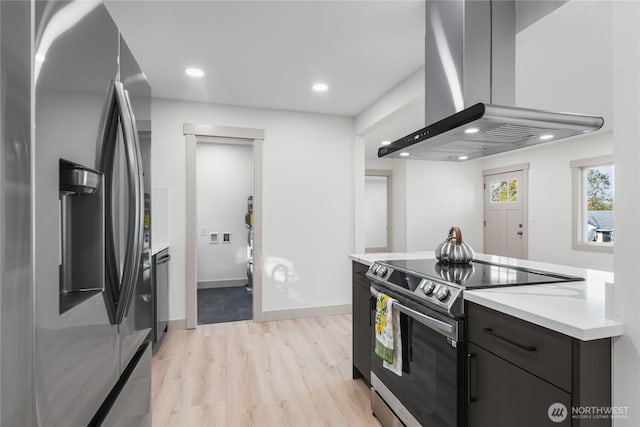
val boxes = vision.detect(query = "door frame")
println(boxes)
[364,169,392,252]
[482,163,529,259]
[184,124,265,328]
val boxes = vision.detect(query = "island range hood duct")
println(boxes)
[379,1,604,161]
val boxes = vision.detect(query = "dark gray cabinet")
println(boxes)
[352,261,372,384]
[466,301,612,427]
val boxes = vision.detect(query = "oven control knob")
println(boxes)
[422,281,436,295]
[378,266,387,276]
[371,265,379,275]
[436,287,450,301]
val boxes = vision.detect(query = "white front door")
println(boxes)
[483,169,528,258]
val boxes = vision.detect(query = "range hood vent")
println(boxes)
[379,1,604,161]
[378,103,604,161]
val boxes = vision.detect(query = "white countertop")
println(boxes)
[349,252,623,341]
[152,243,169,256]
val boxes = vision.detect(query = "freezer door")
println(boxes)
[92,342,152,427]
[1,1,33,425]
[34,3,120,426]
[117,35,153,370]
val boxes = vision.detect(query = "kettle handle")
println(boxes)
[449,226,463,244]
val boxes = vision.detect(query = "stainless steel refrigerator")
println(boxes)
[30,1,152,425]
[1,1,34,426]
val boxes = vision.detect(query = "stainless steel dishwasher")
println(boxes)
[152,248,170,352]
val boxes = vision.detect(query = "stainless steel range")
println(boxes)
[366,258,583,427]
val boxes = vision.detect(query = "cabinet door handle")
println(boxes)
[483,328,537,352]
[467,353,477,403]
[369,297,376,326]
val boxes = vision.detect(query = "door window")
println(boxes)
[490,179,518,203]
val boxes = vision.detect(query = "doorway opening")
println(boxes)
[483,163,529,259]
[196,137,253,325]
[365,169,392,253]
[185,124,264,329]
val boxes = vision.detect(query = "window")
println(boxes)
[490,178,518,203]
[571,155,614,252]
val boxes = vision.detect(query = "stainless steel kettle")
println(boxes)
[435,226,474,264]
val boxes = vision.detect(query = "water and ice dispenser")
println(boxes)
[59,159,105,313]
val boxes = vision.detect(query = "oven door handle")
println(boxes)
[370,287,455,337]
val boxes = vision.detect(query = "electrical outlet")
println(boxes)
[210,232,218,244]
[222,232,231,243]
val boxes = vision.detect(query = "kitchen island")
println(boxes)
[350,252,623,427]
[350,251,623,340]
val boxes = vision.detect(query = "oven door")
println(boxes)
[370,285,464,427]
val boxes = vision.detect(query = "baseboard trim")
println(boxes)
[260,304,352,322]
[168,318,187,331]
[197,279,246,289]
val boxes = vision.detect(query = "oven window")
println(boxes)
[371,307,463,427]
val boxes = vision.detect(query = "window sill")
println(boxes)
[572,241,614,254]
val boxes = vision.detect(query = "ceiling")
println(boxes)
[105,1,425,117]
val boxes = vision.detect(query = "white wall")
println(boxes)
[404,161,484,253]
[196,142,252,283]
[515,0,612,129]
[151,98,354,321]
[364,176,387,249]
[355,67,424,135]
[612,1,640,424]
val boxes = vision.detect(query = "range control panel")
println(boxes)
[366,262,464,317]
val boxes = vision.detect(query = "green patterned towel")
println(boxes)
[374,294,395,364]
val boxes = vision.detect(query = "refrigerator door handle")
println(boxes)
[113,82,144,324]
[96,80,144,325]
[96,81,120,324]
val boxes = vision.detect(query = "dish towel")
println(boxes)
[374,293,402,376]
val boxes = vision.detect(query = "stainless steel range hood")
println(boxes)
[379,1,604,161]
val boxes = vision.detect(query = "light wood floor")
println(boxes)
[152,314,381,427]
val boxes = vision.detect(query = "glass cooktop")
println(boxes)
[379,259,584,289]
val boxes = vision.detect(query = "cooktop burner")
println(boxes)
[366,258,585,317]
[382,258,584,289]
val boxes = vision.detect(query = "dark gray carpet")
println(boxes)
[197,286,252,325]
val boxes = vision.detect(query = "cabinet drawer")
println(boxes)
[467,302,572,392]
[468,343,571,427]
[352,261,370,287]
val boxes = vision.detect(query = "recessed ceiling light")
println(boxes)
[464,127,479,134]
[312,82,328,92]
[35,52,45,63]
[539,133,554,141]
[458,155,469,160]
[381,140,391,146]
[399,152,410,157]
[185,67,204,78]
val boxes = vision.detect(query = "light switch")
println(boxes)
[222,232,231,243]
[210,232,218,244]
[200,227,208,236]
